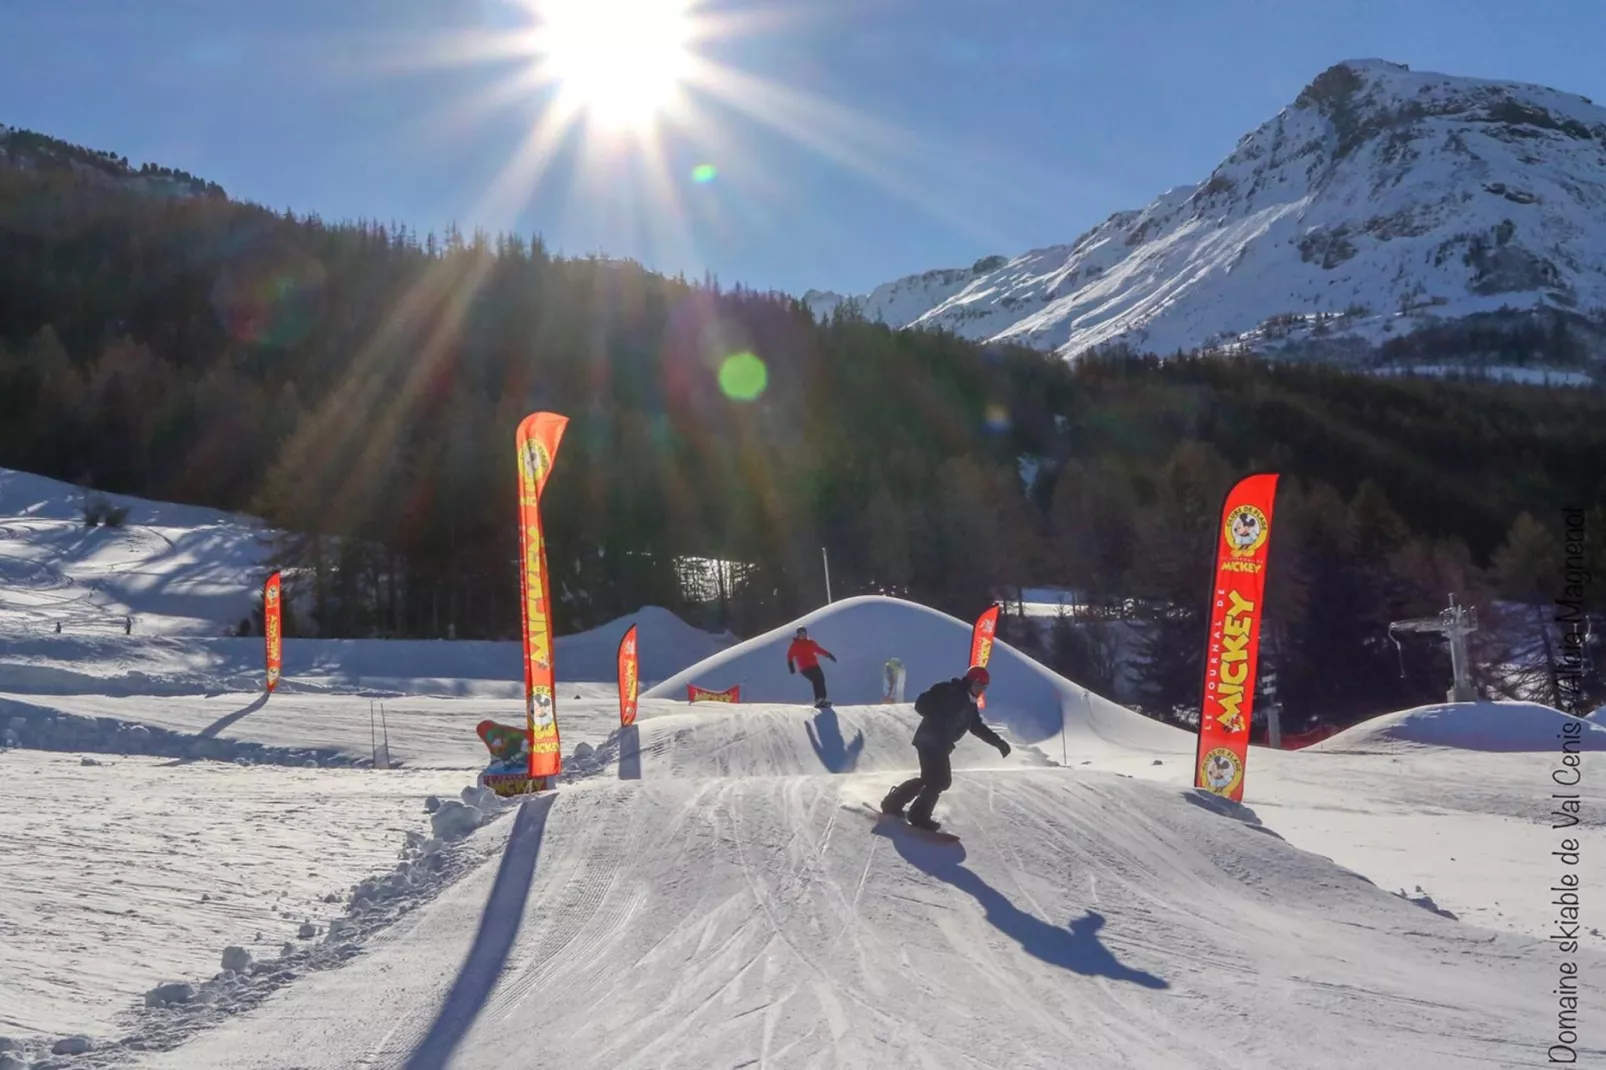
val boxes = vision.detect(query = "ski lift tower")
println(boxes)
[1388,594,1479,703]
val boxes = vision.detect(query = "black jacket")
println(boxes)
[911,678,1006,753]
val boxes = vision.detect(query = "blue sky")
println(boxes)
[6,0,1606,298]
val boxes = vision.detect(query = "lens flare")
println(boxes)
[691,163,718,183]
[983,403,1011,432]
[718,351,767,401]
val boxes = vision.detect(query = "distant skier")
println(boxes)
[786,627,837,707]
[880,666,1009,832]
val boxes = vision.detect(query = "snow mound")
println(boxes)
[642,595,1189,754]
[550,606,735,684]
[1311,699,1606,752]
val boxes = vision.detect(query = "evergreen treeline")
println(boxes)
[1,142,1603,731]
[0,126,225,197]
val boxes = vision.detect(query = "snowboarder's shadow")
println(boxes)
[806,705,863,774]
[875,825,1168,990]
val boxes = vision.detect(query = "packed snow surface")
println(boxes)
[0,750,470,1039]
[1309,698,1606,752]
[131,702,1599,1069]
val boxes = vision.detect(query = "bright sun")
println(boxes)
[532,0,695,130]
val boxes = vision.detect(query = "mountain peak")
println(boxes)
[805,60,1606,373]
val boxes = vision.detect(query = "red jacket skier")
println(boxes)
[786,627,837,707]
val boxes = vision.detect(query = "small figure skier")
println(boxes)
[786,626,837,707]
[880,666,1010,832]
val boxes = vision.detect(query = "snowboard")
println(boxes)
[853,802,960,843]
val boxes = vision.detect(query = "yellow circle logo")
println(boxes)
[1199,747,1244,795]
[523,441,552,485]
[1224,505,1269,555]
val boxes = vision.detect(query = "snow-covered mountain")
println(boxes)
[806,59,1606,364]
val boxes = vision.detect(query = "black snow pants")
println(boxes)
[881,746,952,823]
[801,664,828,704]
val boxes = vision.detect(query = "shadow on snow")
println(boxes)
[874,822,1168,990]
[403,794,555,1070]
[806,705,865,773]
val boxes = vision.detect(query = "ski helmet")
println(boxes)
[964,665,990,687]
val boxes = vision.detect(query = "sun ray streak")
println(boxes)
[681,62,1008,242]
[410,63,562,146]
[470,94,591,231]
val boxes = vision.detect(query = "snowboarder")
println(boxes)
[786,627,837,707]
[880,666,1010,832]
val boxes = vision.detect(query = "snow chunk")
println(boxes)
[145,981,197,1007]
[429,800,483,842]
[52,1035,92,1055]
[221,946,253,974]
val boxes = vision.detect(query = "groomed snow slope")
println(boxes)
[0,467,271,637]
[0,464,733,695]
[135,700,1595,1070]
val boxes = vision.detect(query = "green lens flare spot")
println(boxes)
[718,352,767,401]
[692,163,718,183]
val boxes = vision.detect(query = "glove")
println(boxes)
[828,654,837,662]
[996,740,1011,758]
[788,664,795,674]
